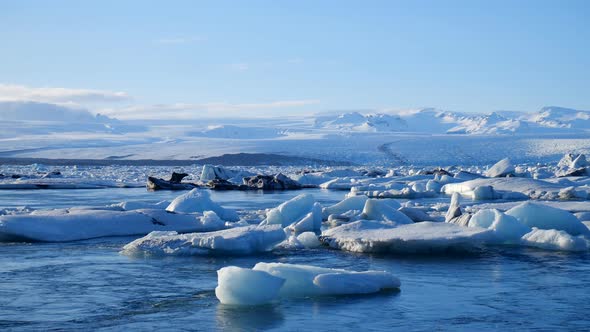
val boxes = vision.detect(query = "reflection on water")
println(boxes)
[216,304,285,331]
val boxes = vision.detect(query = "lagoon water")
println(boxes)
[1,188,589,331]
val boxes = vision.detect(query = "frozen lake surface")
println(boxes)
[1,188,590,331]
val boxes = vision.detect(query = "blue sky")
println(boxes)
[0,0,589,118]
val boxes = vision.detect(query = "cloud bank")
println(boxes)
[0,84,131,104]
[99,100,321,120]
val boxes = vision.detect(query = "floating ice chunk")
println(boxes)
[291,173,334,186]
[319,178,356,190]
[557,153,588,169]
[121,225,286,256]
[468,209,497,229]
[469,209,531,243]
[485,158,515,177]
[252,262,400,297]
[215,266,285,305]
[442,177,564,200]
[286,203,322,234]
[506,202,590,236]
[296,232,321,248]
[200,165,237,182]
[361,199,412,224]
[426,180,442,192]
[215,263,400,306]
[0,208,224,242]
[166,189,239,221]
[313,271,401,295]
[261,194,321,233]
[490,212,531,243]
[445,193,472,226]
[322,195,368,219]
[472,185,497,200]
[521,228,589,252]
[320,220,492,253]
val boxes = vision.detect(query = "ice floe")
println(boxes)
[260,194,322,233]
[320,220,493,253]
[121,225,286,256]
[166,188,239,221]
[521,228,589,252]
[215,262,400,305]
[505,202,590,236]
[0,208,225,242]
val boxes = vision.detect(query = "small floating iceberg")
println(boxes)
[260,194,322,234]
[320,220,493,253]
[121,225,286,256]
[166,188,239,221]
[215,262,400,305]
[522,228,589,252]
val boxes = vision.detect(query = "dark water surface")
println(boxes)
[1,188,589,331]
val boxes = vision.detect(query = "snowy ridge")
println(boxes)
[314,107,590,135]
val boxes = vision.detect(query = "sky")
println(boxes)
[0,0,589,119]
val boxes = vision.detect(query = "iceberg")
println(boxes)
[469,209,531,243]
[166,189,239,221]
[360,199,412,225]
[506,202,590,236]
[485,158,515,177]
[521,228,589,252]
[320,220,492,253]
[215,266,286,305]
[322,195,368,219]
[121,225,286,256]
[0,208,225,242]
[261,194,322,233]
[215,263,400,305]
[442,177,565,200]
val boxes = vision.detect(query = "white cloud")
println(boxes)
[0,84,131,104]
[99,100,321,120]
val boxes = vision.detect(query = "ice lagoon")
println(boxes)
[1,166,590,331]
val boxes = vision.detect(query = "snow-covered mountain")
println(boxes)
[1,103,589,165]
[0,101,146,136]
[314,107,590,135]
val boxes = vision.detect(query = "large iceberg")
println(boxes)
[121,225,286,256]
[0,208,225,242]
[320,220,492,253]
[215,262,400,305]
